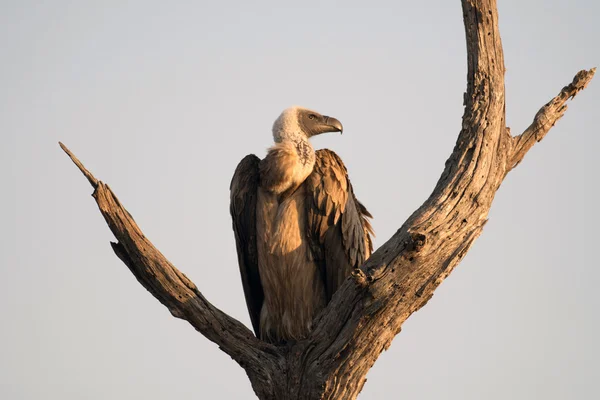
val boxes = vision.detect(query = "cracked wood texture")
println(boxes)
[61,1,594,399]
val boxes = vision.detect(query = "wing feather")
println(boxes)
[305,149,374,300]
[230,154,263,336]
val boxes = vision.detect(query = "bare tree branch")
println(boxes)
[289,2,512,396]
[59,142,98,188]
[59,143,282,395]
[61,1,594,399]
[508,68,596,171]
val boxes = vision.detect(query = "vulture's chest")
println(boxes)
[256,185,308,256]
[259,141,315,196]
[255,185,326,341]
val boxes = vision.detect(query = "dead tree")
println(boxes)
[61,1,594,399]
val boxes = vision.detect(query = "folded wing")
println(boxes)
[229,154,263,336]
[305,149,374,300]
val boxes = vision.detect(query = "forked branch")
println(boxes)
[61,1,594,399]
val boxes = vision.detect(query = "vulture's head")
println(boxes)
[272,106,343,142]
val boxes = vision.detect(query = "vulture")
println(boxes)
[230,106,373,343]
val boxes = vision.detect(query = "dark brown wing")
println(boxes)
[305,149,374,300]
[230,154,263,336]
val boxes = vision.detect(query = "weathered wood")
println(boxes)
[59,142,284,397]
[509,68,595,171]
[61,1,594,399]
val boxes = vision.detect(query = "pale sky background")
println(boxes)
[1,0,598,399]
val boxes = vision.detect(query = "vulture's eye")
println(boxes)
[308,114,316,120]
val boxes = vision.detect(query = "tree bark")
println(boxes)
[60,1,594,399]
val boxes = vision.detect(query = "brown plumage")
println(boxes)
[230,106,373,343]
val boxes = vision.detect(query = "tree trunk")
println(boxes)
[60,0,594,399]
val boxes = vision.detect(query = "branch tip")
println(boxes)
[509,67,595,171]
[569,68,595,97]
[59,142,99,189]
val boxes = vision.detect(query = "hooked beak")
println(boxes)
[323,116,343,134]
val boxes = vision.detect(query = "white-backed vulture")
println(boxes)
[230,106,373,343]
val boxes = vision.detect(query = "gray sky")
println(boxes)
[1,0,598,398]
